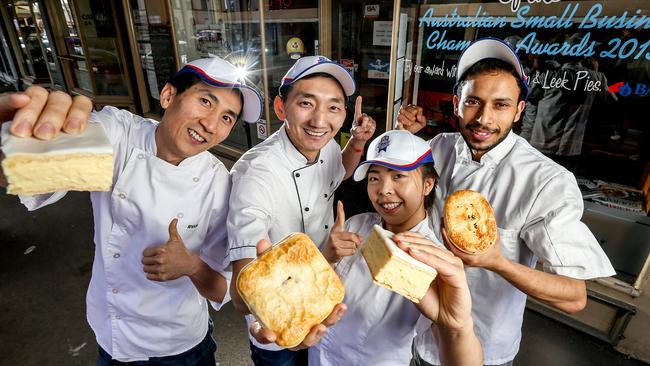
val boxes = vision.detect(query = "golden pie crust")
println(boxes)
[236,233,345,348]
[444,190,497,254]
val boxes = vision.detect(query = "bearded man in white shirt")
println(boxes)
[396,38,615,366]
[0,57,263,365]
[227,56,376,366]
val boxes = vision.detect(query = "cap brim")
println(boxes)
[353,153,434,181]
[238,87,263,123]
[290,62,356,96]
[175,66,263,123]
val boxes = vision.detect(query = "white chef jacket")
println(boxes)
[227,124,345,351]
[310,213,441,366]
[415,131,615,365]
[19,106,231,362]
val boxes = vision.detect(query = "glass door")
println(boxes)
[52,0,92,93]
[5,0,50,84]
[330,0,394,134]
[30,1,65,89]
[44,0,138,110]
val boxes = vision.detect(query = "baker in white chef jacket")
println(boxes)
[0,57,262,365]
[227,56,376,366]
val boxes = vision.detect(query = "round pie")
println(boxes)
[237,233,345,348]
[444,189,497,254]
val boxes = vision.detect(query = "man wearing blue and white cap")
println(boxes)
[398,38,614,365]
[227,55,376,365]
[1,56,263,364]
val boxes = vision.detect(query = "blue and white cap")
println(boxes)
[353,130,434,181]
[280,56,356,97]
[455,37,529,98]
[173,57,263,123]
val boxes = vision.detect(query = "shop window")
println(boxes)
[52,0,133,99]
[6,0,49,82]
[56,0,92,92]
[0,27,18,84]
[75,0,129,96]
[396,0,649,193]
[330,0,394,134]
[30,2,65,89]
[130,0,177,116]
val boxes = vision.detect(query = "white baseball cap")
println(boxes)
[280,56,356,97]
[456,37,528,98]
[353,130,434,181]
[173,57,263,123]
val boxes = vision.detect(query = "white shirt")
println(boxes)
[20,107,231,362]
[227,124,345,351]
[415,131,615,365]
[310,213,441,366]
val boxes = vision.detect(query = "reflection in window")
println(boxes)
[395,0,649,205]
[8,0,48,79]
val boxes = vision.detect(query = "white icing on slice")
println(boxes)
[371,224,437,274]
[1,122,113,156]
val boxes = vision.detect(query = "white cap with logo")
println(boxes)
[455,37,529,98]
[173,57,263,123]
[353,130,434,181]
[280,56,356,97]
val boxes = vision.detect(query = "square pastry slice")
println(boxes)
[237,233,345,348]
[1,123,113,195]
[361,225,437,302]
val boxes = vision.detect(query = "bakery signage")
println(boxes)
[418,2,650,61]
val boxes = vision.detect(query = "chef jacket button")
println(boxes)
[325,225,329,229]
[324,193,328,198]
[113,253,120,259]
[177,212,184,219]
[295,173,300,178]
[137,154,144,160]
[112,288,119,294]
[118,193,126,199]
[115,315,121,320]
[304,207,310,212]
[193,177,199,182]
[320,160,324,164]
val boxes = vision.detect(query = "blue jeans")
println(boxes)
[249,342,308,366]
[97,320,217,366]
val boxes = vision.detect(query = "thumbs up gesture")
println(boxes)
[322,201,363,264]
[142,218,199,281]
[350,96,376,145]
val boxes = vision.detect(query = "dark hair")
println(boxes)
[279,72,346,102]
[162,73,244,121]
[169,73,203,95]
[456,58,527,102]
[421,163,438,211]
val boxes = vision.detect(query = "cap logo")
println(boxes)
[377,135,390,153]
[317,56,328,64]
